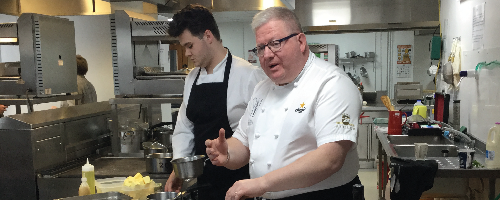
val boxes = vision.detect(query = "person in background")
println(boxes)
[205,7,363,200]
[0,104,7,117]
[61,55,97,107]
[164,4,266,200]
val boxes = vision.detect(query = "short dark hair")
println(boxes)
[76,55,88,76]
[168,4,221,41]
[252,7,302,34]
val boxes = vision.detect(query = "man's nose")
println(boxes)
[262,46,274,58]
[185,49,192,56]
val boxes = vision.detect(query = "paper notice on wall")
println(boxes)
[396,65,411,78]
[397,45,412,64]
[472,3,485,51]
[247,50,257,63]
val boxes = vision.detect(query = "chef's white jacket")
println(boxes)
[233,51,362,199]
[172,52,266,159]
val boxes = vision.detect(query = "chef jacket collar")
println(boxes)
[274,50,314,89]
[199,49,229,75]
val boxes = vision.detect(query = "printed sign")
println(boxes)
[397,45,412,64]
[247,50,257,63]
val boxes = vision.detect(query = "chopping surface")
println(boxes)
[56,157,169,179]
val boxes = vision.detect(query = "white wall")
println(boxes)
[218,22,245,59]
[62,15,113,103]
[441,0,500,142]
[413,34,436,91]
[218,21,259,67]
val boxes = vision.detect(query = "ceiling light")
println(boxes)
[0,38,17,43]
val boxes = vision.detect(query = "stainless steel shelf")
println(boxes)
[339,58,375,63]
[109,97,183,105]
[0,94,82,105]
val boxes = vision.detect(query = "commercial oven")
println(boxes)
[110,10,185,96]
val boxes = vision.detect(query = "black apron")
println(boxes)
[186,50,250,200]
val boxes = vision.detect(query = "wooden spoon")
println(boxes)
[381,95,394,111]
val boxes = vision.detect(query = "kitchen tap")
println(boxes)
[429,120,474,148]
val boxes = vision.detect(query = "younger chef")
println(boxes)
[164,4,266,200]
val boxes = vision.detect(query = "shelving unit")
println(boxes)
[339,57,375,64]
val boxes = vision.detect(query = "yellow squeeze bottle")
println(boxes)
[78,177,91,196]
[82,158,96,194]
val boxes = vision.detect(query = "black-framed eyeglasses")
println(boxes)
[251,33,299,57]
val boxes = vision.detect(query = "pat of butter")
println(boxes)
[123,173,152,186]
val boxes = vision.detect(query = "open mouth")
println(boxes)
[269,64,278,69]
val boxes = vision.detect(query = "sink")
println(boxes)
[387,135,453,145]
[392,144,459,157]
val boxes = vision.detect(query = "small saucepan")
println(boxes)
[170,155,206,179]
[147,192,179,200]
[146,153,173,174]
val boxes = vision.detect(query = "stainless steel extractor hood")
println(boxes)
[157,0,287,13]
[295,0,439,34]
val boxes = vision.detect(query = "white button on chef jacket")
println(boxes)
[233,51,362,199]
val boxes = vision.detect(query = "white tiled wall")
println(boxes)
[442,0,500,143]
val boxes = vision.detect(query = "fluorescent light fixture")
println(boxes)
[263,0,275,9]
[0,38,18,43]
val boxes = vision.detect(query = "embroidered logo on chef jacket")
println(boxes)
[336,113,356,130]
[294,102,306,113]
[250,97,263,117]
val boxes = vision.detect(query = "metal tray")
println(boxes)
[54,191,132,200]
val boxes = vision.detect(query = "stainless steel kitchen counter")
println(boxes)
[362,104,433,112]
[37,157,170,200]
[375,127,500,199]
[375,128,500,177]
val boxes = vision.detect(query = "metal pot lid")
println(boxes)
[154,127,173,132]
[143,142,167,149]
[146,153,172,158]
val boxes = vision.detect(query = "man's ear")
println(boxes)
[297,33,307,53]
[204,30,214,44]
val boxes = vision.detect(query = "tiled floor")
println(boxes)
[358,168,384,200]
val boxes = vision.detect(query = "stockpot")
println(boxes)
[149,122,174,152]
[146,153,173,174]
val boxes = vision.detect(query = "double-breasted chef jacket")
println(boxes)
[233,51,363,199]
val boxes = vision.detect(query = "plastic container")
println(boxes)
[95,177,155,200]
[412,100,427,118]
[121,181,156,200]
[95,177,127,193]
[486,123,500,169]
[82,158,96,194]
[79,177,91,196]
